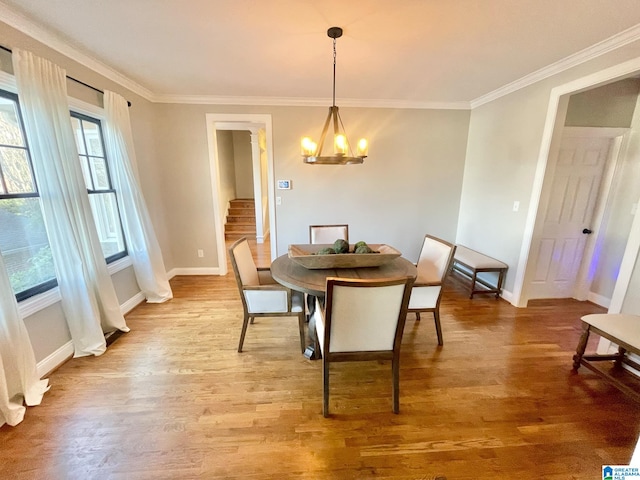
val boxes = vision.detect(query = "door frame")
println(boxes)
[513,56,640,307]
[205,114,277,275]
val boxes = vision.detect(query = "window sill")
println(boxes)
[17,255,133,318]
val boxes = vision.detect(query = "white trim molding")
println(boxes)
[168,267,221,278]
[472,24,640,108]
[36,340,73,378]
[0,2,154,102]
[513,55,640,307]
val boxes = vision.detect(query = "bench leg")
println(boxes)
[614,346,627,369]
[572,324,590,370]
[469,271,477,299]
[495,269,505,299]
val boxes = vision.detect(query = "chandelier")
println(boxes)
[301,27,368,165]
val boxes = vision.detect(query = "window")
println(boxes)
[70,112,127,262]
[0,89,57,301]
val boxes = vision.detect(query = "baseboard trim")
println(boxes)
[37,341,73,379]
[121,292,145,314]
[588,292,611,309]
[168,267,221,278]
[35,290,146,378]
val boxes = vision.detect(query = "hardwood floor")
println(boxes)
[2,249,640,479]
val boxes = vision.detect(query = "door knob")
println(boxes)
[582,228,593,235]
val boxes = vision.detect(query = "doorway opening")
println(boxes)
[514,59,640,308]
[205,114,277,275]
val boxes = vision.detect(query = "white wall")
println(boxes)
[232,130,254,199]
[458,40,640,303]
[155,104,470,267]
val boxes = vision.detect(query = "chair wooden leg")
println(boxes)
[415,312,421,321]
[572,324,590,370]
[392,357,400,414]
[434,310,443,346]
[238,313,251,352]
[323,358,330,417]
[615,346,627,369]
[297,313,306,353]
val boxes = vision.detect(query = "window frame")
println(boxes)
[0,71,132,310]
[70,110,128,264]
[0,87,58,302]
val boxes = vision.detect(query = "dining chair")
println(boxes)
[408,234,457,346]
[309,224,349,244]
[306,224,350,323]
[229,237,306,353]
[313,276,414,417]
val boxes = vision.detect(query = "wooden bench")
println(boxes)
[572,313,640,402]
[451,245,508,299]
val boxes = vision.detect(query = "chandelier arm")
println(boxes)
[332,106,340,137]
[335,110,356,157]
[316,107,334,157]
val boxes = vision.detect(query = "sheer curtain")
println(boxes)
[103,91,172,303]
[0,252,50,427]
[12,49,128,358]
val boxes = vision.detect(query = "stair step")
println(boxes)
[229,199,255,209]
[229,207,255,216]
[225,224,257,233]
[225,232,256,241]
[226,215,255,224]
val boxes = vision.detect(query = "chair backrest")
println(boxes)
[322,277,413,354]
[309,224,349,244]
[229,237,259,287]
[415,235,456,285]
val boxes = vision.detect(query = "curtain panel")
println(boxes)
[12,49,128,358]
[103,91,172,303]
[0,252,49,427]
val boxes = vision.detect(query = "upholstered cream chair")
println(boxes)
[408,235,457,346]
[229,237,306,353]
[309,224,349,244]
[313,276,414,417]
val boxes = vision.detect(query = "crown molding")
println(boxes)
[2,0,638,111]
[0,1,154,101]
[471,23,640,108]
[151,93,471,110]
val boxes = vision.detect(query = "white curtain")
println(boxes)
[0,252,49,427]
[103,91,173,303]
[12,49,128,358]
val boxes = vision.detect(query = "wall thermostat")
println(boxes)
[277,180,292,190]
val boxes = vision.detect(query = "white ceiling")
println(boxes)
[2,0,640,107]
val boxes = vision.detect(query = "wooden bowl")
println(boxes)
[288,244,401,269]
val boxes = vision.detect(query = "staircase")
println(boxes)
[225,198,256,241]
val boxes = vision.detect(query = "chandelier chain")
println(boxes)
[332,37,337,107]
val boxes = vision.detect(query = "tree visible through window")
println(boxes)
[0,89,56,300]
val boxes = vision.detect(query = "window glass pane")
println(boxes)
[78,155,92,189]
[82,120,104,156]
[70,116,86,155]
[0,96,27,147]
[88,192,125,258]
[90,156,110,190]
[0,146,36,193]
[0,197,56,294]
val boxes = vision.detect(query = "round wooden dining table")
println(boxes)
[270,253,418,297]
[270,253,417,359]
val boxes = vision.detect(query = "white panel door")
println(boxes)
[529,134,612,299]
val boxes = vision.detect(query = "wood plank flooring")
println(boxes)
[2,242,639,479]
